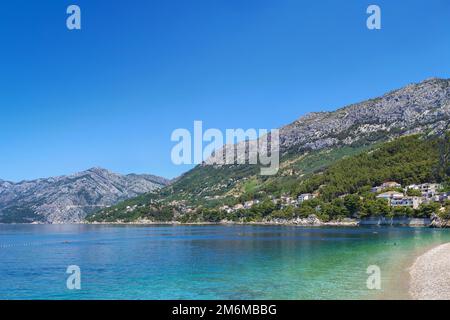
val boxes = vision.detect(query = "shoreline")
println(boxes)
[3,217,434,227]
[409,242,450,300]
[376,243,435,300]
[83,216,434,227]
[3,221,450,299]
[87,219,359,227]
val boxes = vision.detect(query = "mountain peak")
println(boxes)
[209,77,450,164]
[84,167,113,175]
[421,77,447,83]
[0,167,169,223]
[285,77,450,142]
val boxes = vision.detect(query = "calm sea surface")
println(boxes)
[1,224,450,299]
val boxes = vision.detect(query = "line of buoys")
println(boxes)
[0,240,72,249]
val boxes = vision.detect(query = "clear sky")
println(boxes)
[1,0,450,181]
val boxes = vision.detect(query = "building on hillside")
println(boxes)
[429,195,442,203]
[371,181,402,193]
[406,183,442,198]
[220,205,233,214]
[439,192,450,202]
[376,191,404,200]
[371,186,384,193]
[244,200,258,209]
[298,193,316,203]
[390,196,422,209]
[382,181,402,189]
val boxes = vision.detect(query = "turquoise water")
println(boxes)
[1,224,450,300]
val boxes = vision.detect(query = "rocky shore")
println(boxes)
[88,215,359,226]
[88,215,437,227]
[409,243,450,299]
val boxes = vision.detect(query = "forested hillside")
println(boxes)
[88,133,449,223]
[88,78,450,223]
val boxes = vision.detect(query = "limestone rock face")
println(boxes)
[279,78,450,152]
[430,213,450,228]
[0,168,169,224]
[206,78,450,164]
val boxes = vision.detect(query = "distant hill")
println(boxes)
[88,78,450,223]
[0,167,170,223]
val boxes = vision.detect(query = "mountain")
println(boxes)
[208,77,450,162]
[203,134,448,222]
[89,78,450,222]
[0,168,170,224]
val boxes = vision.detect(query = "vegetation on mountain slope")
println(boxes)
[88,132,449,223]
[88,78,450,224]
[0,168,169,223]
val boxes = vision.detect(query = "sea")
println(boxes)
[1,224,449,299]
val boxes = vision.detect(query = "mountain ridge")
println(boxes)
[0,167,169,224]
[209,77,449,164]
[89,77,450,223]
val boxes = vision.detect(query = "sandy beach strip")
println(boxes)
[409,242,450,300]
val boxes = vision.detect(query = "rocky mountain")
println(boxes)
[280,77,449,150]
[89,77,450,223]
[208,77,450,163]
[0,168,170,224]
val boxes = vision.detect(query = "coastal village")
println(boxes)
[208,181,450,215]
[372,182,449,210]
[120,179,450,222]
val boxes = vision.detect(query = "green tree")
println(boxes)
[343,194,362,216]
[406,189,422,197]
[416,202,441,218]
[295,204,317,218]
[361,198,390,217]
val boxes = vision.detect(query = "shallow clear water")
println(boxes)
[1,224,450,300]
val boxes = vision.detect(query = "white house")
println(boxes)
[381,181,402,189]
[371,181,402,193]
[376,191,404,200]
[298,193,316,203]
[390,196,422,209]
[406,183,442,198]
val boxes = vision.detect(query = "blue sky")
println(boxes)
[1,0,449,181]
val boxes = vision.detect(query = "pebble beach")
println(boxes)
[409,243,450,300]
